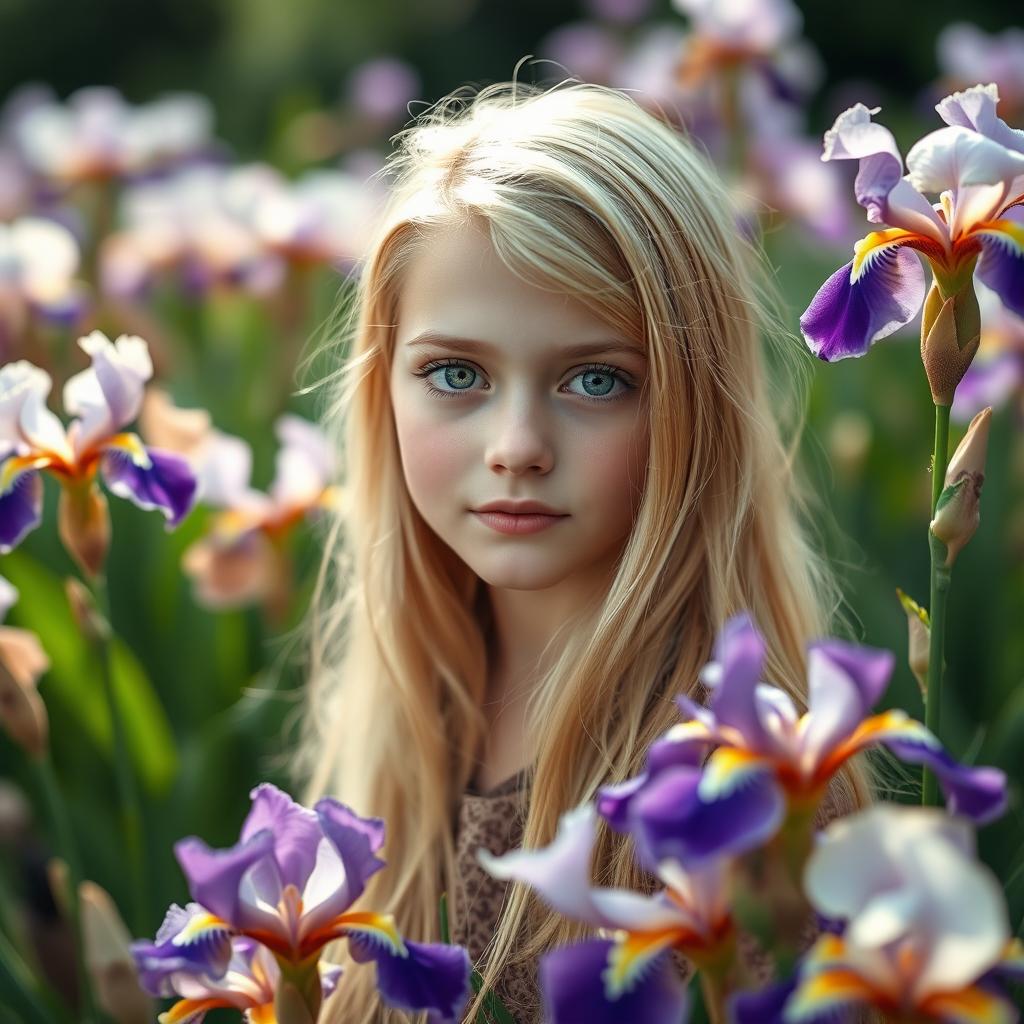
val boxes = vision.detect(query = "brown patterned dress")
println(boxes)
[451,769,542,1023]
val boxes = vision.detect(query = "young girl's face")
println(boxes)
[389,221,650,592]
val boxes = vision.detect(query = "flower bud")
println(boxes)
[896,589,929,698]
[58,482,110,579]
[0,625,49,759]
[920,282,981,406]
[80,880,153,1024]
[930,407,992,567]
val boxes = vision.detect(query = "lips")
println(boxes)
[472,510,567,535]
[473,501,567,516]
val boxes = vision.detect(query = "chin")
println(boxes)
[461,552,575,591]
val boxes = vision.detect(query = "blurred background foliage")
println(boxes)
[0,0,1021,1019]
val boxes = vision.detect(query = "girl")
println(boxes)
[298,79,872,1023]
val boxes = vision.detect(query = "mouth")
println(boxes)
[471,510,568,536]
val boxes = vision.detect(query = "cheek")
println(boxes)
[574,414,650,519]
[391,391,471,511]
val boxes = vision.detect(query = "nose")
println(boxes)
[483,392,554,475]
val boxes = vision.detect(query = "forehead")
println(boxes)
[394,221,644,359]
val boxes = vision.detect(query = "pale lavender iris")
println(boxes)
[146,783,471,1023]
[0,333,197,553]
[801,84,1024,361]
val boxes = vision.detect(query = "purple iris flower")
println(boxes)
[801,83,1024,361]
[481,805,705,1024]
[597,613,1007,872]
[0,332,197,555]
[134,783,471,1024]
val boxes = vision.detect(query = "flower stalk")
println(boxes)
[83,574,147,934]
[35,757,100,1024]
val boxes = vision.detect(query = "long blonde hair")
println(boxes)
[297,79,872,1022]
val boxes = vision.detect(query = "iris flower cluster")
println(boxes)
[481,614,1016,1024]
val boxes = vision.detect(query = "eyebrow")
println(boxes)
[405,330,648,361]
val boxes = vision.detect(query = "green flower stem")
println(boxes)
[87,573,147,934]
[34,756,99,1024]
[924,402,952,807]
[698,970,729,1024]
[0,923,65,1024]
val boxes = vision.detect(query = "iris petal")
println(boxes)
[0,467,42,553]
[539,939,688,1024]
[800,238,927,360]
[101,442,197,526]
[975,209,1024,318]
[345,931,471,1024]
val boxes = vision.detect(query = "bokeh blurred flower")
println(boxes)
[8,86,213,187]
[0,574,49,759]
[481,805,695,1024]
[345,57,421,125]
[80,879,153,1024]
[0,146,32,220]
[101,162,380,300]
[598,614,1006,875]
[0,216,87,349]
[786,805,1024,1023]
[937,24,1024,125]
[952,282,1024,422]
[140,395,342,614]
[800,84,1024,386]
[0,332,197,574]
[671,0,821,102]
[133,783,471,1023]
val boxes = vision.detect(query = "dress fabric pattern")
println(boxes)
[452,770,542,1024]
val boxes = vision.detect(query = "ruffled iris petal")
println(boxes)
[130,903,233,996]
[975,209,1024,319]
[101,442,197,526]
[539,938,689,1024]
[800,238,928,360]
[0,467,42,553]
[240,783,322,894]
[704,612,771,751]
[883,736,1008,825]
[631,764,784,867]
[345,931,471,1024]
[174,829,275,927]
[314,798,387,909]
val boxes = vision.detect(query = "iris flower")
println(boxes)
[801,83,1024,364]
[0,332,197,573]
[8,85,213,186]
[481,804,700,1024]
[598,614,1006,872]
[734,805,1024,1023]
[0,217,86,344]
[135,922,341,1024]
[133,784,471,1023]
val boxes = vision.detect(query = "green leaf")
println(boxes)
[3,551,178,794]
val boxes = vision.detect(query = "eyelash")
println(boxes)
[413,358,635,404]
